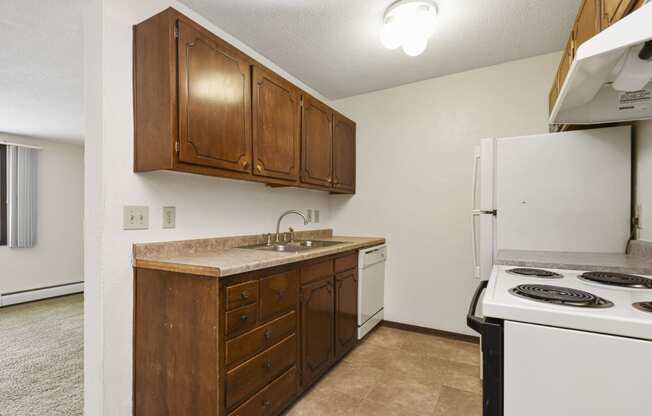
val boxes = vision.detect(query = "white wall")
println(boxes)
[634,120,652,242]
[330,51,562,336]
[0,133,83,294]
[84,1,333,414]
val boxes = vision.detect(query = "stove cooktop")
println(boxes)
[579,271,652,289]
[509,284,614,308]
[482,266,652,340]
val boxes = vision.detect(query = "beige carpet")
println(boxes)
[0,294,83,416]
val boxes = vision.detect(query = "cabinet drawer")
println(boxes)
[226,303,258,338]
[334,252,357,273]
[226,281,259,311]
[300,259,333,285]
[260,270,298,321]
[225,334,297,409]
[226,311,296,369]
[228,367,298,416]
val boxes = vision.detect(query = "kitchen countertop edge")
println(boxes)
[134,236,386,278]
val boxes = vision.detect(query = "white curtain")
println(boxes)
[7,145,38,248]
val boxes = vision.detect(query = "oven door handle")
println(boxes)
[467,280,489,334]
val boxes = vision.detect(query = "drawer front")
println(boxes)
[226,311,296,369]
[226,303,258,338]
[300,259,333,285]
[225,334,297,409]
[260,270,298,321]
[334,252,357,273]
[228,367,298,416]
[226,281,259,311]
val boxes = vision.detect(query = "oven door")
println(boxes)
[467,281,503,416]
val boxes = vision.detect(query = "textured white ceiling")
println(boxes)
[0,0,85,144]
[180,0,581,99]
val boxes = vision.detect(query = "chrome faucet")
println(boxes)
[276,210,308,242]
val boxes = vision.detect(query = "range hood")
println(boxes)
[550,3,652,125]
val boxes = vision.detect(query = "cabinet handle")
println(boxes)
[264,329,273,340]
[240,314,249,323]
[276,289,286,300]
[241,160,250,169]
[327,177,333,183]
[262,360,272,370]
[256,164,263,172]
[240,291,249,300]
[333,176,339,185]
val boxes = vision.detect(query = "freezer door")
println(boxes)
[496,126,631,253]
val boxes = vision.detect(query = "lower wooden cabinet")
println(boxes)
[300,276,335,387]
[134,250,359,416]
[335,269,358,360]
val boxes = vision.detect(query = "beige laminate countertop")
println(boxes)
[134,235,385,278]
[497,249,652,275]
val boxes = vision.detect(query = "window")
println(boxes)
[1,144,6,246]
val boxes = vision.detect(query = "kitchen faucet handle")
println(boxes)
[288,227,295,242]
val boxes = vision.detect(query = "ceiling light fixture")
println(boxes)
[380,0,438,57]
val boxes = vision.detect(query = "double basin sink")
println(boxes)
[240,240,345,253]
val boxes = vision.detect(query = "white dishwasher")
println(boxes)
[358,244,387,339]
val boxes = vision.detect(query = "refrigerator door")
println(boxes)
[496,126,631,253]
[472,138,497,281]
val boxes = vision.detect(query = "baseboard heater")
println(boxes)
[0,281,84,307]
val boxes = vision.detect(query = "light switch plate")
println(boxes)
[123,206,149,230]
[314,209,320,224]
[306,209,313,223]
[162,206,176,229]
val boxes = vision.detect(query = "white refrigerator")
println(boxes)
[472,126,632,281]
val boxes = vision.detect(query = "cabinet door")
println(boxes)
[601,0,638,29]
[334,270,358,360]
[177,20,252,172]
[301,95,333,188]
[300,277,334,387]
[252,66,300,181]
[332,113,356,193]
[574,0,600,50]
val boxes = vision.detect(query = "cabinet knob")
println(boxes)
[240,291,249,300]
[276,289,286,300]
[263,360,272,370]
[327,177,333,183]
[240,314,249,323]
[262,400,272,408]
[264,329,273,340]
[333,176,339,185]
[256,164,263,172]
[241,160,250,169]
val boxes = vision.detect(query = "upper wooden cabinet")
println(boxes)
[133,8,356,194]
[601,0,640,28]
[574,0,600,50]
[548,0,645,124]
[301,95,333,188]
[252,66,300,181]
[177,20,252,173]
[332,113,356,193]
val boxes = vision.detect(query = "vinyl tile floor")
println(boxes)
[285,326,482,416]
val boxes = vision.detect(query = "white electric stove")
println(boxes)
[468,265,652,416]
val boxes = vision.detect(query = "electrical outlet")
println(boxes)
[306,209,313,223]
[162,206,176,229]
[123,206,149,230]
[314,209,320,224]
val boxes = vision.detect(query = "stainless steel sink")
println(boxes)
[239,240,345,253]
